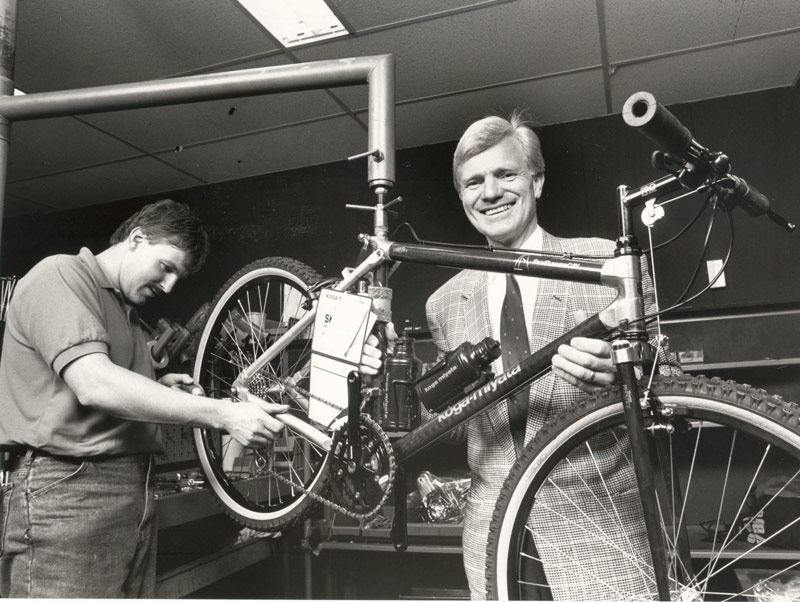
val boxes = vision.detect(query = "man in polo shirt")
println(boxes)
[0,199,288,598]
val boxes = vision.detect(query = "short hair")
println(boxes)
[452,109,545,189]
[110,199,210,274]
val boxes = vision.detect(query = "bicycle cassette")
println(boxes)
[328,414,395,519]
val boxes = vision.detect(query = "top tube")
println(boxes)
[379,239,606,285]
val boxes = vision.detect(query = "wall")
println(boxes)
[2,86,799,332]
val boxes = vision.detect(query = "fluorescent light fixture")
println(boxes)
[238,0,349,48]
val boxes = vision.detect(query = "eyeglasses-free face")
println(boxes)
[457,137,544,249]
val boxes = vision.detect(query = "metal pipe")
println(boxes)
[366,56,395,190]
[0,55,394,122]
[0,0,16,270]
[0,50,395,269]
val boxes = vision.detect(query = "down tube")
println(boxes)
[391,313,608,464]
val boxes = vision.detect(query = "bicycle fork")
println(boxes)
[612,340,672,601]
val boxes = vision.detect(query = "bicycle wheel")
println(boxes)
[487,374,800,601]
[192,257,329,531]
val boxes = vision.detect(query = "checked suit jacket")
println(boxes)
[425,229,667,600]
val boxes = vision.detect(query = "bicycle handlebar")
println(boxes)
[623,91,694,156]
[622,91,796,233]
[721,174,796,231]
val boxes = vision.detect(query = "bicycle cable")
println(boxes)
[640,190,712,254]
[671,194,721,306]
[631,202,735,327]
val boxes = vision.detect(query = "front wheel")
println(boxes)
[192,257,329,531]
[487,374,800,600]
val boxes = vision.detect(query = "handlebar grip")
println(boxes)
[723,175,770,216]
[623,91,693,155]
[721,175,797,232]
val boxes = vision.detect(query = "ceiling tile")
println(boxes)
[8,117,144,180]
[294,1,602,106]
[393,69,608,149]
[6,156,203,212]
[608,33,800,110]
[14,0,282,91]
[1,193,55,219]
[157,115,369,183]
[328,0,500,31]
[604,0,746,62]
[737,0,800,35]
[81,87,348,153]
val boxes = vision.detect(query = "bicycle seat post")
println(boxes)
[372,186,390,240]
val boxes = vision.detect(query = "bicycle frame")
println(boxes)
[226,173,677,598]
[199,88,797,599]
[233,173,668,454]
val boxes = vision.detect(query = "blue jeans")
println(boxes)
[1,451,157,598]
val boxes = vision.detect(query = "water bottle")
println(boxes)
[414,337,501,413]
[383,336,423,430]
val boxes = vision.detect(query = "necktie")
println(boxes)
[500,274,531,457]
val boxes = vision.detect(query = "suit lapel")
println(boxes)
[501,230,572,459]
[458,272,511,450]
[525,230,571,440]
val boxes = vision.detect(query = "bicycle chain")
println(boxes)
[258,379,396,521]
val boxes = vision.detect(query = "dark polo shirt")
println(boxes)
[0,247,163,455]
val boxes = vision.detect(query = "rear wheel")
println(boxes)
[192,257,329,531]
[487,374,800,600]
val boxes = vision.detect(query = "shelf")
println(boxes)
[682,358,800,372]
[155,535,277,598]
[319,540,462,554]
[321,521,463,554]
[324,523,800,560]
[328,521,462,541]
[688,526,800,561]
[155,487,221,529]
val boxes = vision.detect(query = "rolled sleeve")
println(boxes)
[53,341,109,376]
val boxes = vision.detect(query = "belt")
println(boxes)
[0,447,134,486]
[1,446,135,467]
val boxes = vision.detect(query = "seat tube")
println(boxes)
[612,340,671,601]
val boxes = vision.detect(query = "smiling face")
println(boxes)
[118,229,190,306]
[457,136,545,248]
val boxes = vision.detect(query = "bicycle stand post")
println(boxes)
[612,341,671,601]
[390,464,408,551]
[347,371,362,460]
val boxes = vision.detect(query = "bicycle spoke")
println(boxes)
[521,525,637,600]
[488,376,800,601]
[193,259,330,530]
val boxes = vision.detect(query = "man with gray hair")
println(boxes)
[363,112,670,599]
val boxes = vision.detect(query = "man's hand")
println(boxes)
[219,397,290,448]
[551,311,615,393]
[158,373,203,395]
[360,322,398,375]
[552,337,615,393]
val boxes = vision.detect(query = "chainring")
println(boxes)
[328,413,395,518]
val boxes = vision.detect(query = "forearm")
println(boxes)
[63,354,226,428]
